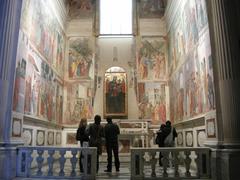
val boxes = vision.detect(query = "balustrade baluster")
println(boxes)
[184,150,191,177]
[173,151,179,177]
[162,151,169,177]
[36,149,44,176]
[196,151,201,178]
[59,149,66,176]
[150,151,157,177]
[26,149,33,177]
[47,149,55,176]
[70,149,78,177]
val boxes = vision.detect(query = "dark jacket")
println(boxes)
[163,125,177,141]
[76,126,89,145]
[104,122,120,144]
[156,130,165,147]
[86,123,104,154]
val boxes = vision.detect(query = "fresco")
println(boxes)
[13,32,28,113]
[168,9,185,75]
[13,30,64,123]
[68,0,95,19]
[168,0,215,123]
[138,82,166,125]
[169,31,215,122]
[63,81,93,125]
[139,0,166,18]
[66,133,78,145]
[20,0,65,75]
[168,0,209,75]
[68,37,94,79]
[137,37,167,81]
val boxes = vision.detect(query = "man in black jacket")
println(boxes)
[104,117,120,172]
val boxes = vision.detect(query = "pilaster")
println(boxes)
[0,0,23,179]
[206,0,240,179]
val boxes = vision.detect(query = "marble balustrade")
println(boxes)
[16,146,97,179]
[131,147,211,179]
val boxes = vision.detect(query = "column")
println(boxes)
[0,0,23,179]
[206,0,240,180]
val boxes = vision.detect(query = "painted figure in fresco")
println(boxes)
[24,76,32,114]
[177,89,184,120]
[31,75,39,115]
[159,100,166,123]
[106,76,125,114]
[196,0,207,30]
[207,73,215,109]
[13,61,26,111]
[79,0,91,10]
[153,53,161,79]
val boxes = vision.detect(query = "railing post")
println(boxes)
[131,148,144,180]
[82,147,97,179]
[150,151,157,177]
[173,150,180,177]
[59,149,66,176]
[36,149,44,176]
[70,149,78,177]
[47,149,55,176]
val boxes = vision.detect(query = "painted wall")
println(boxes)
[12,0,66,144]
[166,0,216,147]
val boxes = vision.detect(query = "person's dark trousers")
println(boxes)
[97,153,99,172]
[106,142,120,171]
[79,153,84,172]
[79,142,84,172]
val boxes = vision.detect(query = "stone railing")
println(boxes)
[16,146,97,179]
[131,147,211,179]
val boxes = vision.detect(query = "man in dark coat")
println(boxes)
[104,117,120,172]
[86,115,104,172]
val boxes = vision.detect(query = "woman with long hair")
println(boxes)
[76,118,89,172]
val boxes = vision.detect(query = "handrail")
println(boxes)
[16,146,97,179]
[131,147,211,179]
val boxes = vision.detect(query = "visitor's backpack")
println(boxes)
[164,127,173,146]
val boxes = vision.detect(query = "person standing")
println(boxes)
[163,120,177,147]
[76,118,89,172]
[104,117,120,172]
[86,115,104,172]
[155,123,166,166]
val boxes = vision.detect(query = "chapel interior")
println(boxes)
[0,0,240,180]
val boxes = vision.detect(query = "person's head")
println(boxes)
[106,117,112,123]
[79,118,87,128]
[94,115,101,125]
[160,123,165,130]
[166,120,171,127]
